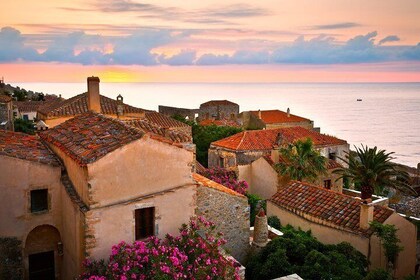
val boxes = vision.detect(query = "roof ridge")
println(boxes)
[237,130,247,150]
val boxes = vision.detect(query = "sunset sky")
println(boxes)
[1,0,419,82]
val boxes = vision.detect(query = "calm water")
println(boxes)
[17,82,420,167]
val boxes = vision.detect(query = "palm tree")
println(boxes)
[334,145,416,200]
[275,138,327,183]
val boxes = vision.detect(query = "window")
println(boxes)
[23,114,29,121]
[30,189,48,213]
[230,113,235,120]
[135,207,155,240]
[219,156,225,168]
[329,152,336,161]
[324,180,332,190]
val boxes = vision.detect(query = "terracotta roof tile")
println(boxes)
[0,95,12,103]
[250,110,311,124]
[144,112,190,129]
[39,112,144,166]
[38,93,145,117]
[269,181,394,235]
[0,131,60,166]
[212,127,347,151]
[15,101,44,112]
[122,118,191,143]
[193,173,244,197]
[327,159,343,169]
[200,100,238,107]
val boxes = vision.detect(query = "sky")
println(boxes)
[0,0,419,82]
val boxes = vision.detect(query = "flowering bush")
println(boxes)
[202,167,248,195]
[79,216,240,280]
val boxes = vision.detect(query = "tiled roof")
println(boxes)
[15,101,44,112]
[269,181,394,235]
[0,95,12,103]
[122,118,191,143]
[38,93,145,117]
[0,131,60,166]
[144,112,190,129]
[327,159,343,169]
[200,100,238,107]
[199,119,241,127]
[212,127,347,151]
[39,112,145,166]
[193,173,244,197]
[250,110,311,124]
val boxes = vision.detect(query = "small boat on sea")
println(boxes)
[357,99,362,101]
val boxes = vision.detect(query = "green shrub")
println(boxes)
[363,268,392,280]
[246,193,265,226]
[246,226,368,280]
[267,216,281,230]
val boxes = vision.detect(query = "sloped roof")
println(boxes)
[38,93,145,118]
[200,100,238,107]
[269,181,394,235]
[195,160,207,174]
[0,95,12,103]
[39,112,145,166]
[250,110,311,124]
[0,131,60,166]
[193,173,244,197]
[212,127,347,151]
[122,118,191,143]
[144,112,190,129]
[15,101,44,112]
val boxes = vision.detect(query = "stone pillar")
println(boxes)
[359,199,373,230]
[252,208,268,248]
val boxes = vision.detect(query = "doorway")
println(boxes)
[28,251,55,280]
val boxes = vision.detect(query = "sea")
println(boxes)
[16,82,420,168]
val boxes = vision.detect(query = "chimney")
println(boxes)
[359,200,374,230]
[258,109,262,119]
[252,208,268,247]
[287,108,290,117]
[87,76,100,113]
[271,149,279,163]
[116,94,124,117]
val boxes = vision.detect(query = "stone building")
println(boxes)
[0,112,250,279]
[208,126,349,169]
[0,131,64,279]
[268,181,417,279]
[0,94,14,131]
[199,100,239,122]
[240,109,314,130]
[193,173,249,263]
[37,77,192,138]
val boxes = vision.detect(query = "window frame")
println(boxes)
[134,207,155,240]
[30,189,49,214]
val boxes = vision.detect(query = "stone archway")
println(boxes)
[25,225,62,280]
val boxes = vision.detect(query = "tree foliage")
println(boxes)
[171,115,242,167]
[14,119,35,135]
[246,225,368,280]
[275,138,327,182]
[334,145,416,198]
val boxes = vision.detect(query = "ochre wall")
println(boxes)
[85,185,196,261]
[238,157,279,199]
[87,136,194,207]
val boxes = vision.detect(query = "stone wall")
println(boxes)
[158,105,199,121]
[0,101,14,131]
[208,146,271,169]
[196,185,250,263]
[199,104,239,121]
